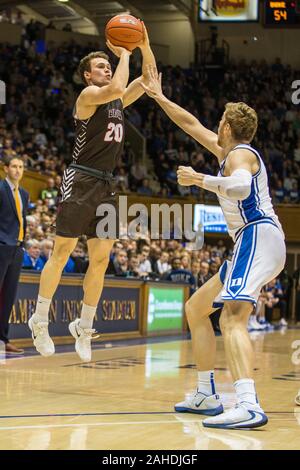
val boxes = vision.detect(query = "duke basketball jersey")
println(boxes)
[217,144,283,241]
[212,144,286,308]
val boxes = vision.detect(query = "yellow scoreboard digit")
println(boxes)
[264,0,300,26]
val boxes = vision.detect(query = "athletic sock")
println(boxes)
[197,370,216,396]
[33,295,51,322]
[234,378,258,406]
[79,303,97,329]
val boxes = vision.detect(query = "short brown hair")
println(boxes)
[224,102,258,142]
[3,155,24,167]
[78,51,109,85]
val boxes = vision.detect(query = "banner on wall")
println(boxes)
[147,286,184,333]
[9,274,142,339]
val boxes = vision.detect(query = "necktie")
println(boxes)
[14,188,24,241]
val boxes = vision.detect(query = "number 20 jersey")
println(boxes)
[71,98,124,172]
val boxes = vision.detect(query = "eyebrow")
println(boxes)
[97,62,111,69]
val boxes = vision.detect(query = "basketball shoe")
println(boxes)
[69,318,98,362]
[202,402,268,429]
[175,389,224,416]
[28,314,55,356]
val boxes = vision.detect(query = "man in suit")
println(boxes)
[0,156,29,354]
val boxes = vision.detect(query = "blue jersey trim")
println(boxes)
[241,176,262,223]
[219,261,228,284]
[225,224,257,299]
[222,295,257,307]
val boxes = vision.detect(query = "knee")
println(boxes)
[89,254,110,271]
[219,302,252,332]
[52,245,72,266]
[185,298,200,327]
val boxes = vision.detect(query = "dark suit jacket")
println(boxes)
[0,179,29,245]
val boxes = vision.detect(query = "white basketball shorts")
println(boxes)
[213,219,286,308]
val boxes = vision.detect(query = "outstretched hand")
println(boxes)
[140,64,163,99]
[138,21,150,50]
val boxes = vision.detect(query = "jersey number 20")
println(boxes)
[104,122,123,143]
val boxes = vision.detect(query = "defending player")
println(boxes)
[141,65,286,429]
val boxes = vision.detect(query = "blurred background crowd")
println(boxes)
[0,14,300,326]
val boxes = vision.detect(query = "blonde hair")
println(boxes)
[224,102,258,142]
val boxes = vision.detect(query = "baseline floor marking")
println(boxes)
[0,410,298,420]
[0,411,175,419]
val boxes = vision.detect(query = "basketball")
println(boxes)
[105,14,144,51]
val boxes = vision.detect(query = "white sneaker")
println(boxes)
[175,390,224,416]
[69,318,98,362]
[251,317,265,330]
[28,315,55,356]
[279,318,288,327]
[248,317,262,331]
[202,402,268,429]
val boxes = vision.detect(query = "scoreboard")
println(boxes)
[264,0,300,26]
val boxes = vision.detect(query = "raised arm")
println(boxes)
[123,22,157,108]
[78,42,131,108]
[141,65,223,161]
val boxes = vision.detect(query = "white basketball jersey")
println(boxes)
[217,144,283,240]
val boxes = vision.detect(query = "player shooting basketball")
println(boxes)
[141,64,286,429]
[29,22,157,363]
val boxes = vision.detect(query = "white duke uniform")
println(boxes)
[213,144,286,308]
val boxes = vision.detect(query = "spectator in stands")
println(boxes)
[128,255,140,278]
[22,239,44,271]
[39,238,54,266]
[40,177,58,207]
[137,178,153,196]
[264,279,280,324]
[64,242,88,274]
[130,160,148,189]
[191,260,201,290]
[110,241,124,262]
[138,245,152,277]
[181,253,191,271]
[209,261,219,276]
[289,181,299,203]
[107,250,128,277]
[25,216,38,240]
[155,250,171,276]
[199,261,210,287]
[163,257,196,294]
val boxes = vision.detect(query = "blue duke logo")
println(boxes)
[230,278,243,287]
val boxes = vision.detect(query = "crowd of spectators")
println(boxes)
[0,32,299,323]
[0,39,299,201]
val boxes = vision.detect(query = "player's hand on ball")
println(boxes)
[106,40,131,57]
[138,21,150,49]
[140,64,162,99]
[177,166,203,187]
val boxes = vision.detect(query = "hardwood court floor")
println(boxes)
[0,329,300,450]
